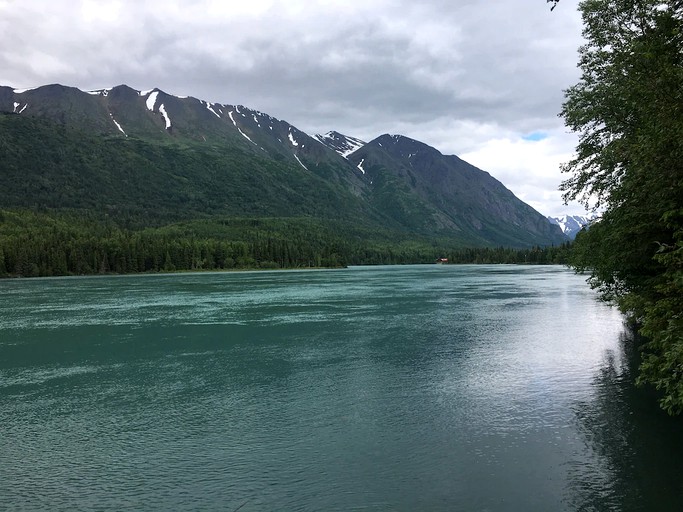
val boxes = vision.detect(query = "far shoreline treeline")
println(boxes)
[0,209,572,278]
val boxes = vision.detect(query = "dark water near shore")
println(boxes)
[1,265,682,511]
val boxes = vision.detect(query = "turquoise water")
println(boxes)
[1,265,682,511]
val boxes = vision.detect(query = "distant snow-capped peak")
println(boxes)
[548,214,595,238]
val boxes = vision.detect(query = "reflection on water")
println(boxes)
[1,265,682,511]
[569,330,683,511]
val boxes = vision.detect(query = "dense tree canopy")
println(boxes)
[0,209,571,278]
[561,0,683,413]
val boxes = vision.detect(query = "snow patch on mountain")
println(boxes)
[315,131,366,158]
[228,110,257,145]
[87,88,112,97]
[288,130,299,147]
[146,91,159,111]
[294,153,308,170]
[357,159,366,175]
[158,104,171,129]
[11,101,30,113]
[109,113,127,136]
[204,101,221,118]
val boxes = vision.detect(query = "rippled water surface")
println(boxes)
[1,265,682,511]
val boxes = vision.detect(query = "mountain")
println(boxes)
[0,83,566,249]
[0,84,372,223]
[547,215,594,239]
[341,134,566,247]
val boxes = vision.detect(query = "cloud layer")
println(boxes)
[0,0,587,216]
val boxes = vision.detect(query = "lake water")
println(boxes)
[1,265,682,511]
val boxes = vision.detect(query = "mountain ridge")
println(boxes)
[1,83,566,248]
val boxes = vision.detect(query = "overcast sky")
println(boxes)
[0,0,588,217]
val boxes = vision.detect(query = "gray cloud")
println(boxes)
[0,0,586,216]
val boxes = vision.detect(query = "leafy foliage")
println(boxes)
[561,0,683,413]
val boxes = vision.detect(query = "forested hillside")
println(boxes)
[0,114,370,226]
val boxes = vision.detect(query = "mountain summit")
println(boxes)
[1,83,566,248]
[547,215,595,239]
